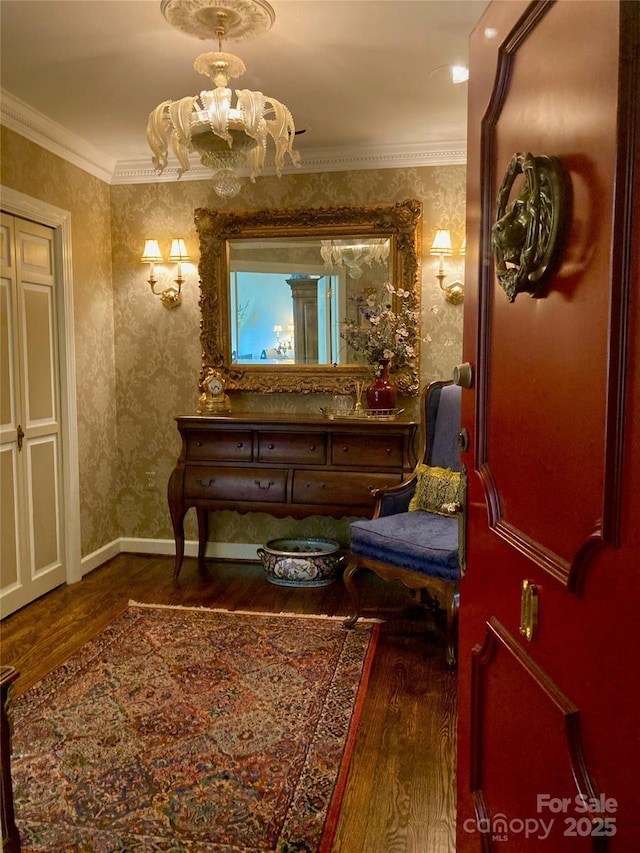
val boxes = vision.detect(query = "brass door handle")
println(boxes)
[519,579,540,641]
[453,362,473,388]
[17,424,24,451]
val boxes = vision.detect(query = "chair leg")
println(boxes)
[342,555,362,629]
[444,586,460,668]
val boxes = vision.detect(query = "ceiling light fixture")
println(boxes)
[147,0,300,198]
[320,239,390,280]
[451,65,469,84]
[428,63,469,85]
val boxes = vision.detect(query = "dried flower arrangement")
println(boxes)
[340,282,419,378]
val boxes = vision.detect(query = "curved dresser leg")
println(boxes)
[170,508,187,581]
[168,466,187,581]
[196,507,208,574]
[343,555,362,629]
[173,516,184,580]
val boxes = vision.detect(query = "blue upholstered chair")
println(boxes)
[343,380,463,666]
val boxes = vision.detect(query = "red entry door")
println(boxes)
[457,2,639,851]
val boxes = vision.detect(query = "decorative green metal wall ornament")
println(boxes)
[491,152,569,302]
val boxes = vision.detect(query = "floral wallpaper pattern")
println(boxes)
[2,124,466,557]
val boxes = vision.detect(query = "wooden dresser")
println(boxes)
[168,412,418,578]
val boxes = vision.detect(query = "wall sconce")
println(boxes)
[430,229,465,305]
[141,237,190,308]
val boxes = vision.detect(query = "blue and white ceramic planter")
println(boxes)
[257,538,344,587]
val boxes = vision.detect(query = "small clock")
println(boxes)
[198,368,231,413]
[207,375,224,396]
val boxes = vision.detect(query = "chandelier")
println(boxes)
[320,239,390,280]
[147,0,300,198]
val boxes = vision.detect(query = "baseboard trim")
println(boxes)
[80,538,260,577]
[80,540,122,577]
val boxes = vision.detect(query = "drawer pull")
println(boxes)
[268,443,275,449]
[310,445,316,451]
[197,478,215,487]
[342,445,349,452]
[196,441,203,447]
[386,447,392,454]
[236,442,244,448]
[255,479,275,490]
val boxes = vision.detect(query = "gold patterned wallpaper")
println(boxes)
[1,126,118,557]
[1,124,466,558]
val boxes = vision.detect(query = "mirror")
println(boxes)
[194,199,422,395]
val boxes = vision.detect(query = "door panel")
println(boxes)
[458,2,639,850]
[28,437,61,571]
[0,447,20,587]
[0,278,17,428]
[23,284,56,423]
[469,619,604,850]
[478,1,621,591]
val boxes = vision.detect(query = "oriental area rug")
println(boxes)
[10,603,379,852]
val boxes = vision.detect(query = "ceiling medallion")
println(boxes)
[148,0,300,198]
[160,0,274,42]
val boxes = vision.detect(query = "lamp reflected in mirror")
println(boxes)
[430,229,465,305]
[273,324,294,358]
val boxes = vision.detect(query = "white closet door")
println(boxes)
[1,212,66,617]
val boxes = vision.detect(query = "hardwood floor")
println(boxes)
[0,553,457,853]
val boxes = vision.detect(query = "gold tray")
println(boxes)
[319,407,404,421]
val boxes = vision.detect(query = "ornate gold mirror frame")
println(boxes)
[194,199,422,394]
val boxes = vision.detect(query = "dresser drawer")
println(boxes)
[184,466,287,502]
[186,430,253,462]
[331,434,405,468]
[292,471,402,507]
[258,432,326,464]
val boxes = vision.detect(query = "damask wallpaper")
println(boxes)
[2,124,466,561]
[1,126,118,558]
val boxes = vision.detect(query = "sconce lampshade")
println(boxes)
[430,229,453,256]
[141,239,163,263]
[460,238,466,256]
[169,238,190,262]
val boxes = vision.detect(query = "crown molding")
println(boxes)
[112,141,467,184]
[2,87,467,186]
[1,89,116,184]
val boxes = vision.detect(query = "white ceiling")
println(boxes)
[0,0,489,184]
